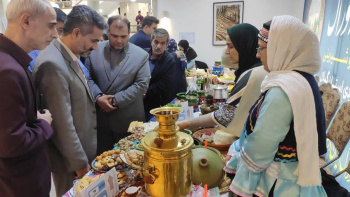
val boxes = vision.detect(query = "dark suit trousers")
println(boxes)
[96,108,116,155]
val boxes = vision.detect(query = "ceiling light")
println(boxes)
[131,0,136,2]
[99,9,103,13]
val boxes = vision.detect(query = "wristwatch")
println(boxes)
[111,96,119,108]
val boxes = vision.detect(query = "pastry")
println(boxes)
[128,121,144,133]
[124,150,144,170]
[115,164,123,170]
[76,174,103,194]
[102,164,109,171]
[76,179,89,194]
[118,172,127,179]
[125,132,145,141]
[213,130,237,145]
[94,161,102,168]
[118,180,125,185]
[94,150,125,171]
[107,162,114,168]
[100,160,107,165]
[116,139,136,151]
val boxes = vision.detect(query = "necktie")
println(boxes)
[75,60,88,84]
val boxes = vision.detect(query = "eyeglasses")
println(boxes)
[256,47,267,54]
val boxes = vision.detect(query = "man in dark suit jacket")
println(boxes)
[0,0,55,196]
[129,16,159,49]
[143,28,178,121]
[87,16,150,154]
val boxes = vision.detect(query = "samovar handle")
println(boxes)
[143,164,157,184]
[143,171,156,184]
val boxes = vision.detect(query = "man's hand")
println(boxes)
[75,163,90,179]
[97,95,117,112]
[37,109,52,125]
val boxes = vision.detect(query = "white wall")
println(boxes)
[0,0,9,33]
[157,0,305,67]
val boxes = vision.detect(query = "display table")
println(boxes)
[64,105,231,197]
[63,126,232,197]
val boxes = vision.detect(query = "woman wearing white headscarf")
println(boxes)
[224,15,327,196]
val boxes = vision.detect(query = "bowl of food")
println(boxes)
[176,92,198,105]
[193,128,237,151]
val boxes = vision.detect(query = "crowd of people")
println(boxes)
[0,0,332,197]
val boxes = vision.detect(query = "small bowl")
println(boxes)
[196,90,206,97]
[176,92,187,100]
[181,129,192,135]
[192,137,202,146]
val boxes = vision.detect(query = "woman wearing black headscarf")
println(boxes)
[177,23,267,138]
[226,23,262,82]
[178,40,197,69]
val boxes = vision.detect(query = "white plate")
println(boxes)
[120,154,127,164]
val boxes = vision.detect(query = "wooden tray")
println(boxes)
[193,128,231,151]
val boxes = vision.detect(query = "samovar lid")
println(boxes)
[142,107,194,152]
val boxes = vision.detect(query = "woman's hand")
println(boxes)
[212,75,219,84]
[175,50,182,58]
[225,155,232,165]
[177,120,190,131]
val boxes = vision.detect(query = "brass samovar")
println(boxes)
[141,107,193,197]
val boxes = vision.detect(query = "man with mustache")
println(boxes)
[33,5,105,196]
[86,16,150,154]
[143,28,177,121]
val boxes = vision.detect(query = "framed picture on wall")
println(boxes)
[213,1,244,46]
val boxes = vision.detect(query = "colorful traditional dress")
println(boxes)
[212,65,266,137]
[224,87,328,197]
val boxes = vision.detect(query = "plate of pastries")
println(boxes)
[121,150,144,170]
[92,149,128,172]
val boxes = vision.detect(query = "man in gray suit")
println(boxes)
[87,16,150,154]
[33,5,105,196]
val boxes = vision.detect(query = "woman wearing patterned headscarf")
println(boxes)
[224,15,327,197]
[166,38,178,53]
[178,23,267,138]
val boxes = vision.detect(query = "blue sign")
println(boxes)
[304,0,350,189]
[315,0,350,101]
